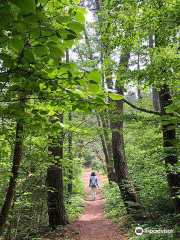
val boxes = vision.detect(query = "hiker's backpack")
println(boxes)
[91,177,96,187]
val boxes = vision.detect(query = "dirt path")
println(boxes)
[40,169,128,240]
[77,168,127,240]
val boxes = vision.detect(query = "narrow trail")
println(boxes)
[77,168,127,240]
[41,169,128,240]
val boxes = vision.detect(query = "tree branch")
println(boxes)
[123,98,163,116]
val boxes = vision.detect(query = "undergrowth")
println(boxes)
[65,176,86,221]
[101,182,180,240]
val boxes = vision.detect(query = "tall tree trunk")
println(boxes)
[100,113,116,182]
[155,0,180,213]
[152,88,160,112]
[111,32,141,213]
[111,92,141,213]
[47,114,68,228]
[94,0,141,212]
[97,114,116,183]
[159,84,180,214]
[137,54,142,100]
[149,33,160,112]
[0,121,23,237]
[68,111,73,196]
[66,50,73,196]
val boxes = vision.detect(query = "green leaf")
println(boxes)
[10,0,36,13]
[47,42,65,58]
[57,29,77,40]
[0,12,15,28]
[61,0,70,5]
[87,69,101,83]
[109,93,124,100]
[74,12,86,24]
[38,0,47,4]
[165,105,178,114]
[0,53,12,68]
[0,34,9,47]
[11,38,24,52]
[24,49,35,63]
[76,7,87,15]
[12,21,29,32]
[88,83,99,93]
[0,53,11,62]
[67,22,85,32]
[56,15,71,24]
[75,32,83,40]
[69,62,78,69]
[33,45,49,57]
[72,0,80,3]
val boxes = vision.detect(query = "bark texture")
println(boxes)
[47,114,68,228]
[111,92,141,213]
[68,111,73,196]
[97,114,116,183]
[47,165,68,227]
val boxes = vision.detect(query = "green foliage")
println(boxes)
[101,182,126,222]
[100,100,180,239]
[66,194,85,221]
[109,93,124,100]
[1,0,180,238]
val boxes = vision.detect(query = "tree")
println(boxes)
[0,0,102,235]
[47,114,68,228]
[0,119,24,235]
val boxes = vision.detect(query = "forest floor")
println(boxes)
[41,168,128,240]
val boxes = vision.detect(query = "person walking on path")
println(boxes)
[89,172,99,200]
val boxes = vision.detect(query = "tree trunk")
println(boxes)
[100,113,116,182]
[149,34,160,112]
[97,114,116,183]
[66,51,73,196]
[0,121,23,237]
[137,82,142,101]
[68,111,73,196]
[47,114,68,228]
[111,92,141,213]
[137,54,142,100]
[111,31,141,213]
[152,88,160,112]
[155,0,180,213]
[159,84,180,214]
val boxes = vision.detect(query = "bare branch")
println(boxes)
[123,98,163,116]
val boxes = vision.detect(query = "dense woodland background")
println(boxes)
[0,0,180,239]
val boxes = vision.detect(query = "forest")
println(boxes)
[0,0,180,239]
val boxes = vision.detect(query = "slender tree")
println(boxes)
[0,118,24,236]
[68,111,73,196]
